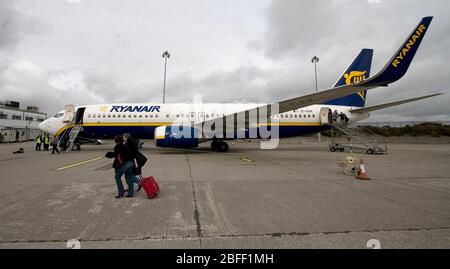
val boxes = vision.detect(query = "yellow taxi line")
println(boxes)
[54,157,104,171]
[240,157,254,163]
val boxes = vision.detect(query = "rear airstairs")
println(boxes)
[328,122,387,155]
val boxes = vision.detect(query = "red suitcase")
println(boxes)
[141,176,160,199]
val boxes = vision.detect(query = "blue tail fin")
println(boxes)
[323,48,373,107]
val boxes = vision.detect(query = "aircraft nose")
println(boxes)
[39,120,47,132]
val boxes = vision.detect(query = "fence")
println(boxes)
[353,121,450,128]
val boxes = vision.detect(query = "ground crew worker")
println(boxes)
[44,134,50,151]
[35,135,42,151]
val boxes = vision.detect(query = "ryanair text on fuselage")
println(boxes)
[109,105,161,113]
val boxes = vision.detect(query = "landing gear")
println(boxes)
[211,141,218,150]
[211,140,229,152]
[71,143,81,151]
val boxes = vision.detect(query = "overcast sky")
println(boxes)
[0,0,449,122]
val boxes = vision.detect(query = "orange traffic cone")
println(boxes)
[355,159,371,180]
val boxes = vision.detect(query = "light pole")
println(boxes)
[162,51,170,104]
[311,56,321,143]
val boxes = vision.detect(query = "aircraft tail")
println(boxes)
[323,49,373,107]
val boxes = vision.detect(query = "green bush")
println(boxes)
[359,123,450,137]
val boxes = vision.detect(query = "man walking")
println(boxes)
[51,136,60,154]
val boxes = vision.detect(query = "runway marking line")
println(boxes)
[54,157,104,171]
[240,157,254,163]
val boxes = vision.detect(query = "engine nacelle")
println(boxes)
[319,107,332,125]
[154,125,200,148]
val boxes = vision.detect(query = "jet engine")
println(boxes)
[154,125,201,148]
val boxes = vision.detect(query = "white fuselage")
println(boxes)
[39,103,369,139]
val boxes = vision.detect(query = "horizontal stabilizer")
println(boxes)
[350,93,443,114]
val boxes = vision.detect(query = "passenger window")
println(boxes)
[155,114,159,118]
[107,114,111,118]
[166,114,169,118]
[150,114,153,118]
[139,115,142,118]
[308,114,311,118]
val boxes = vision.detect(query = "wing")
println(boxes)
[195,17,433,136]
[350,93,443,114]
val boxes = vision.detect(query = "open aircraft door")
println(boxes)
[319,107,332,125]
[63,104,75,123]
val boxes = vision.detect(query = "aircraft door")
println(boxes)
[74,107,86,125]
[189,112,196,124]
[198,112,205,123]
[63,104,75,123]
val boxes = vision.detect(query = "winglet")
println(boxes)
[365,16,433,87]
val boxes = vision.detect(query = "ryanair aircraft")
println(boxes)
[39,17,441,152]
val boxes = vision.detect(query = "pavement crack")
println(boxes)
[186,154,203,248]
[2,226,450,245]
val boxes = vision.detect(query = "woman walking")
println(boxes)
[112,135,135,198]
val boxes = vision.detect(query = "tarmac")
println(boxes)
[0,139,449,249]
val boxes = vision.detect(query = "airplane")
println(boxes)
[39,17,442,152]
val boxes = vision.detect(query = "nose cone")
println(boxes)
[39,120,47,132]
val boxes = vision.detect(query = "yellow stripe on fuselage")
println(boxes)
[257,122,322,126]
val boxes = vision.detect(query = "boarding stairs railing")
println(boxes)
[64,126,83,152]
[329,122,387,155]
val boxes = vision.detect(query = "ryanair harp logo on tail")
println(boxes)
[344,71,367,85]
[344,71,367,100]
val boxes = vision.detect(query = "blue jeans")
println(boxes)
[114,161,134,196]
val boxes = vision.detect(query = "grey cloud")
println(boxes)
[0,1,48,50]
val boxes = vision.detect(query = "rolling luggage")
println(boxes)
[140,176,160,199]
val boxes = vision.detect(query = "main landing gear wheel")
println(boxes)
[211,141,229,152]
[217,142,229,152]
[210,141,218,150]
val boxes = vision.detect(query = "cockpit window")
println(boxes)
[54,113,64,118]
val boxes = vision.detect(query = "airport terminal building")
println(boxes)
[0,101,47,143]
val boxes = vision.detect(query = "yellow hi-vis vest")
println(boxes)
[44,136,50,144]
[35,136,41,143]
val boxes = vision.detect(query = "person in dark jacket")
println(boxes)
[112,135,135,198]
[123,133,143,191]
[51,136,60,154]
